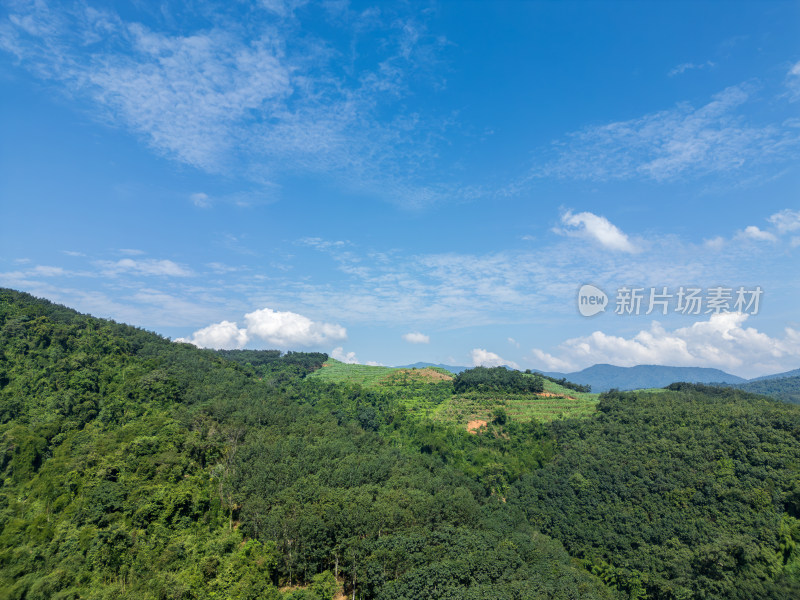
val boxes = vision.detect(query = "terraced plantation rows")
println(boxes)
[308,359,600,425]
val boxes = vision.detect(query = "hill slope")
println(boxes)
[0,288,616,600]
[514,384,800,599]
[736,375,800,404]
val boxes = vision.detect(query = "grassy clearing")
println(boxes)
[307,358,397,386]
[432,391,598,426]
[308,360,600,424]
[539,378,597,402]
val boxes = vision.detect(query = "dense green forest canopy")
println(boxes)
[1,288,799,600]
[734,376,800,404]
[0,289,610,599]
[452,366,544,394]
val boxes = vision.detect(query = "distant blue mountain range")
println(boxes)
[396,362,798,393]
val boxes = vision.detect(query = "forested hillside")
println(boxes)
[515,384,800,599]
[0,289,612,599]
[736,375,800,404]
[1,288,799,599]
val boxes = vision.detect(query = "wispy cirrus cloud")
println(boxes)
[0,1,456,205]
[786,60,800,101]
[533,84,800,182]
[668,60,715,77]
[97,258,193,277]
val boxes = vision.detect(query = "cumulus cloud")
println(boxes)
[402,331,430,344]
[529,313,800,378]
[177,306,347,350]
[331,347,359,364]
[244,307,347,347]
[529,349,575,373]
[557,210,639,253]
[470,348,520,370]
[191,192,211,208]
[768,209,800,234]
[175,320,248,349]
[704,236,726,250]
[736,225,777,243]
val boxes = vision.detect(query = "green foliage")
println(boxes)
[215,349,328,380]
[453,366,544,394]
[0,289,615,599]
[735,375,800,404]
[5,288,798,599]
[529,369,592,393]
[307,358,399,386]
[514,388,800,599]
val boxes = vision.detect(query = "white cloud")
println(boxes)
[402,331,430,344]
[704,236,726,250]
[98,258,193,277]
[557,210,639,253]
[207,262,246,274]
[191,192,211,208]
[508,337,520,348]
[668,60,715,77]
[0,3,454,206]
[177,306,348,350]
[244,307,347,347]
[118,248,145,256]
[736,225,777,243]
[31,265,65,276]
[331,347,358,364]
[537,84,800,182]
[768,209,800,234]
[529,349,575,373]
[786,60,800,101]
[470,348,520,370]
[176,320,248,349]
[530,313,800,378]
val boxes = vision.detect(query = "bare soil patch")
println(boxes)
[466,419,488,433]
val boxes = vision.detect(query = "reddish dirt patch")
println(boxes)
[466,419,488,433]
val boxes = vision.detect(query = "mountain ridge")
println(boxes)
[396,361,800,392]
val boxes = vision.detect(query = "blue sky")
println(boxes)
[1,0,799,377]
